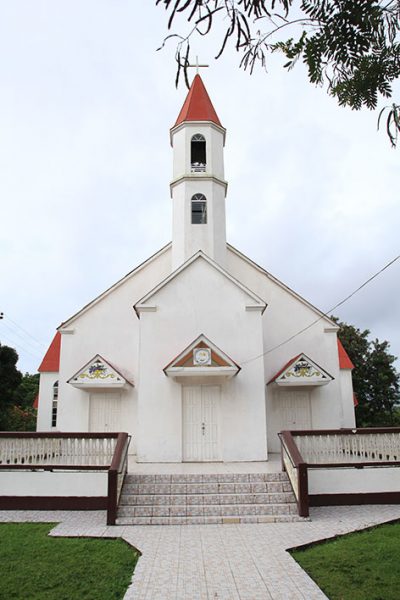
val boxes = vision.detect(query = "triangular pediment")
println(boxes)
[268,354,333,387]
[134,251,267,317]
[67,355,134,390]
[164,335,240,381]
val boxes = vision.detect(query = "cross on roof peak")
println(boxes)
[187,56,209,75]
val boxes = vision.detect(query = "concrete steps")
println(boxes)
[116,471,308,525]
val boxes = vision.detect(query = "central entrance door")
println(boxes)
[182,385,220,461]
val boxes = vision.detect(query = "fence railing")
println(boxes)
[293,429,400,465]
[0,433,118,469]
[279,428,400,518]
[0,432,130,525]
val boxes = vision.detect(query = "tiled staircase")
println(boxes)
[116,471,308,525]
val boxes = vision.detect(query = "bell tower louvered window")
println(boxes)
[191,194,207,224]
[191,134,206,172]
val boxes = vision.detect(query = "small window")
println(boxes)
[191,134,206,172]
[51,381,58,428]
[191,194,207,224]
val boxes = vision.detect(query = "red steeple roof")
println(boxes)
[174,74,222,127]
[38,332,61,372]
[337,339,354,370]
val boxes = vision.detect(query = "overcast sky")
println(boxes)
[1,2,399,375]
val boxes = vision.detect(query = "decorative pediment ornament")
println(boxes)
[164,335,240,381]
[67,355,133,390]
[269,354,333,387]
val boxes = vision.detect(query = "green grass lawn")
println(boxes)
[291,520,400,600]
[0,522,139,600]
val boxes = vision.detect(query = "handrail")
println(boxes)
[279,431,309,518]
[107,432,130,525]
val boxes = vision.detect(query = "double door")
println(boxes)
[182,385,220,461]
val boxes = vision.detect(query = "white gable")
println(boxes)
[135,251,267,316]
[164,334,240,381]
[270,354,333,387]
[67,355,134,390]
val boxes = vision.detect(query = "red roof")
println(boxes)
[174,74,222,127]
[337,339,354,370]
[38,332,61,372]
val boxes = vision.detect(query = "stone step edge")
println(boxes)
[115,515,309,525]
[118,502,298,515]
[120,494,296,505]
[125,474,288,483]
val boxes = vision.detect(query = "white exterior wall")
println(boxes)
[37,372,58,431]
[0,470,107,496]
[54,246,172,454]
[340,369,356,427]
[226,247,355,451]
[171,122,227,269]
[137,258,267,462]
[308,467,400,494]
[171,178,227,268]
[171,122,225,180]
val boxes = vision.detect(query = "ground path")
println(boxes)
[2,505,400,599]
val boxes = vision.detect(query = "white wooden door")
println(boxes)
[182,385,220,461]
[278,390,312,430]
[89,392,122,432]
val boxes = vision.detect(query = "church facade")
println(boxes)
[37,75,356,462]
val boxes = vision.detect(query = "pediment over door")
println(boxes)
[268,354,333,387]
[164,335,240,382]
[67,355,134,390]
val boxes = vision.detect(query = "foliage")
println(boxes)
[157,0,400,146]
[0,344,38,431]
[0,522,139,600]
[333,318,400,426]
[291,521,400,599]
[14,372,40,409]
[0,343,22,429]
[4,405,37,432]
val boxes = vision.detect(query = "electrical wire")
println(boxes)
[242,253,400,366]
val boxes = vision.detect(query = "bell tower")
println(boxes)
[170,75,228,269]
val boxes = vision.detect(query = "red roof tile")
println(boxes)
[174,74,222,127]
[337,339,354,370]
[38,332,61,372]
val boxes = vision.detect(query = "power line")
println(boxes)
[0,332,42,362]
[2,314,47,348]
[242,252,400,366]
[0,321,46,354]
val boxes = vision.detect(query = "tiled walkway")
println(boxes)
[1,505,400,599]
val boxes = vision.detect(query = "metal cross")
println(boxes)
[187,56,209,74]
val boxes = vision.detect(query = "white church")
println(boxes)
[37,74,356,463]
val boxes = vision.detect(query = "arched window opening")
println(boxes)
[51,381,58,428]
[191,194,207,224]
[191,134,206,172]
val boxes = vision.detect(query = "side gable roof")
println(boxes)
[38,332,61,373]
[227,243,338,328]
[268,353,334,386]
[337,339,355,369]
[134,251,267,317]
[58,243,171,330]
